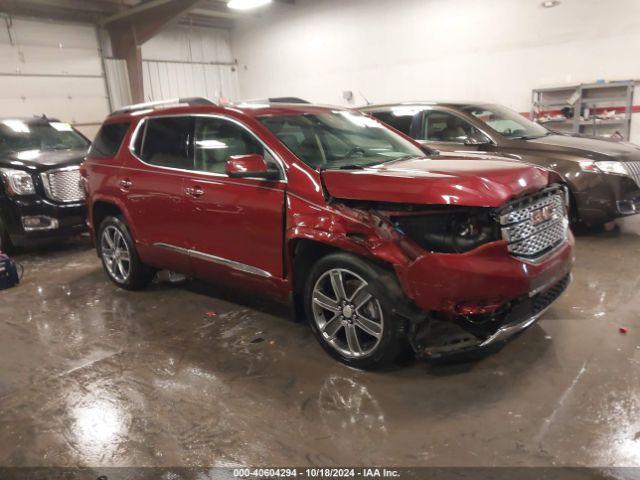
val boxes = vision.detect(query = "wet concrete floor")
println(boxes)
[0,232,638,468]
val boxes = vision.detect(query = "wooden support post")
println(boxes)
[104,0,200,103]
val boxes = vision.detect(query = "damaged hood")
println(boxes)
[321,153,551,207]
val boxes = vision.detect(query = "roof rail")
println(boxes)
[238,97,311,105]
[269,97,310,104]
[110,97,216,116]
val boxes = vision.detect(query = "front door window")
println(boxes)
[422,111,485,144]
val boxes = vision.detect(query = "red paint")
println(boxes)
[226,154,270,177]
[396,235,574,311]
[619,327,628,334]
[322,155,551,207]
[85,103,573,317]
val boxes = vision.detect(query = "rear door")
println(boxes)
[119,116,194,274]
[181,115,287,284]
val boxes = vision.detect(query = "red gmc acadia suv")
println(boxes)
[83,98,574,369]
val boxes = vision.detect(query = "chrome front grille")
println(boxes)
[500,187,568,262]
[624,161,640,186]
[41,167,85,203]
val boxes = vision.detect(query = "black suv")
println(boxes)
[0,117,90,251]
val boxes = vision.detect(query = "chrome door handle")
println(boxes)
[185,185,204,198]
[119,179,132,191]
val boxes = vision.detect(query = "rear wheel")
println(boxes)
[304,252,406,370]
[98,215,154,290]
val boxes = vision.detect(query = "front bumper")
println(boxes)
[0,195,86,246]
[394,235,574,357]
[396,233,574,313]
[410,274,571,358]
[478,273,570,347]
[571,171,640,225]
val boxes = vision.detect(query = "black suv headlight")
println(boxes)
[0,168,36,196]
[391,207,500,254]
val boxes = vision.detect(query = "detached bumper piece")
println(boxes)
[412,274,571,358]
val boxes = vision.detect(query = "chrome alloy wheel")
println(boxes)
[101,225,131,283]
[311,268,384,358]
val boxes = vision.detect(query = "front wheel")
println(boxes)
[98,215,154,290]
[304,252,407,370]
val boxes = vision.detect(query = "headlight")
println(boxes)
[579,160,628,175]
[0,168,36,195]
[392,208,500,254]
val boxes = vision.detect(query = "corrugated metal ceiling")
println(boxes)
[0,0,295,29]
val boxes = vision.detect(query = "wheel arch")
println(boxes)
[91,196,139,241]
[92,201,123,232]
[287,236,400,322]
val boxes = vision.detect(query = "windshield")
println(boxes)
[258,111,424,170]
[0,119,90,155]
[461,104,549,139]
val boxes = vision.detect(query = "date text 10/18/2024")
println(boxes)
[233,468,401,478]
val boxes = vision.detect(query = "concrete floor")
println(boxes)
[0,233,638,468]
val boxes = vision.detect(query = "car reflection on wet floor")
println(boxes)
[0,233,638,467]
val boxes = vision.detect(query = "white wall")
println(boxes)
[140,25,239,103]
[0,16,110,138]
[232,0,640,140]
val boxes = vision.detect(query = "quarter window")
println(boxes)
[422,111,482,143]
[139,117,194,170]
[88,122,129,158]
[194,117,275,174]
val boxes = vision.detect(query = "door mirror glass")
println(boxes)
[226,154,280,180]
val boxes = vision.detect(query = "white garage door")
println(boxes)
[141,25,239,104]
[0,16,110,139]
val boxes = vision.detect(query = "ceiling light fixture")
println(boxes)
[541,0,561,8]
[227,0,272,10]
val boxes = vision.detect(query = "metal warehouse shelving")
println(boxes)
[531,80,635,141]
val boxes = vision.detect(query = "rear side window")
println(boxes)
[138,117,194,170]
[369,111,413,135]
[89,122,130,157]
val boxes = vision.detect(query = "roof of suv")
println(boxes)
[360,101,491,111]
[107,101,347,124]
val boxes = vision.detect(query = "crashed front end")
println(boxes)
[326,184,574,358]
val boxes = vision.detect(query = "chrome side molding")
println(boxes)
[153,242,272,279]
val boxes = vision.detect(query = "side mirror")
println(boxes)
[464,133,491,146]
[226,154,280,180]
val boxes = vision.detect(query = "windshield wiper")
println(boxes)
[514,134,544,140]
[337,164,367,170]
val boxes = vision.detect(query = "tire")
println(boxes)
[304,252,407,370]
[97,215,154,290]
[0,216,12,254]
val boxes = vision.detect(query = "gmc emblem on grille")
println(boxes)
[531,204,556,225]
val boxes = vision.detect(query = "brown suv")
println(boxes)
[362,102,640,227]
